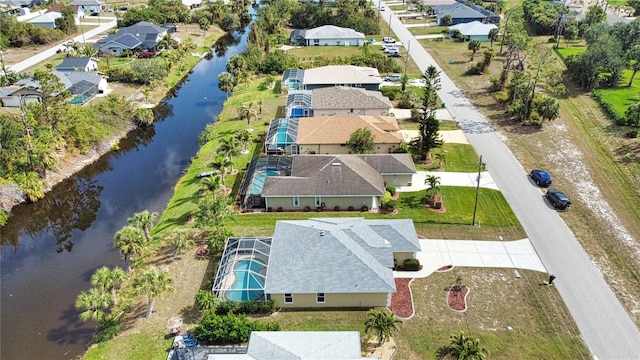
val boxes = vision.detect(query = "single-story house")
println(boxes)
[285,86,392,118]
[94,21,166,55]
[282,65,382,91]
[265,115,403,155]
[28,11,62,29]
[290,25,365,47]
[0,71,107,107]
[55,57,99,72]
[181,0,201,9]
[1,3,22,15]
[68,0,105,13]
[432,2,499,25]
[205,331,376,359]
[265,218,422,308]
[47,4,84,24]
[1,0,45,8]
[211,218,421,308]
[448,20,498,41]
[93,33,142,56]
[238,154,415,210]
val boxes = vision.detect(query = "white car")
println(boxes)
[383,37,396,43]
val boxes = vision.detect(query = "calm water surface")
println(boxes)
[0,31,248,360]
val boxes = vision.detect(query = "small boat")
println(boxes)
[196,170,218,178]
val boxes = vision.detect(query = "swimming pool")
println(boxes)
[250,171,279,194]
[225,259,265,301]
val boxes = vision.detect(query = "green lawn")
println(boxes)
[287,46,364,59]
[83,330,173,360]
[553,47,586,59]
[408,26,447,36]
[416,143,481,172]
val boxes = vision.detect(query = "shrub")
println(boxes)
[193,312,280,345]
[276,206,283,212]
[404,258,421,271]
[348,205,355,211]
[334,205,341,211]
[625,130,638,138]
[267,207,273,212]
[361,205,369,212]
[304,205,311,212]
[386,186,396,196]
[273,80,282,94]
[236,300,259,314]
[259,299,276,314]
[382,199,397,210]
[215,300,238,315]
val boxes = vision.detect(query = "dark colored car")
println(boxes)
[388,52,401,57]
[546,189,571,210]
[530,169,552,187]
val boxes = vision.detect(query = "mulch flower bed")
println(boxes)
[389,278,414,318]
[437,265,454,272]
[447,286,469,312]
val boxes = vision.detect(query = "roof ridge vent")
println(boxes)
[319,230,326,237]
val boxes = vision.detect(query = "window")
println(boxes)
[316,293,325,303]
[284,293,293,303]
[315,196,322,207]
[266,294,271,301]
[293,196,300,207]
[314,39,319,44]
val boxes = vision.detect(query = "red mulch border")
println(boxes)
[389,278,415,319]
[447,286,470,312]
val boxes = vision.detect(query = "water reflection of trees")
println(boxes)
[213,33,242,58]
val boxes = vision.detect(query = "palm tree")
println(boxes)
[75,288,112,325]
[133,267,174,318]
[195,290,219,311]
[488,28,500,48]
[235,129,252,154]
[217,72,236,99]
[424,175,441,197]
[171,230,195,258]
[448,331,488,360]
[114,225,146,272]
[211,155,233,190]
[127,210,159,242]
[200,173,223,195]
[364,309,402,345]
[91,266,127,305]
[468,39,481,61]
[158,33,176,51]
[536,97,560,122]
[78,44,98,57]
[400,73,409,92]
[218,135,239,162]
[435,152,447,169]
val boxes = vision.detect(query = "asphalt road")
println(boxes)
[380,4,640,359]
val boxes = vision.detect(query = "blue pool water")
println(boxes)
[250,171,279,194]
[226,260,265,301]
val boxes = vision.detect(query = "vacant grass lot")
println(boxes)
[420,35,640,326]
[408,26,447,36]
[416,143,480,172]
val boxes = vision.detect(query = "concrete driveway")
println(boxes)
[395,238,546,278]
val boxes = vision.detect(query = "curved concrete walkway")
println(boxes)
[395,238,546,278]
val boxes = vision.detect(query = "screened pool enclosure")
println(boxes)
[212,237,272,302]
[239,156,293,209]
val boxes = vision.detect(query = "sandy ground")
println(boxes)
[364,337,397,359]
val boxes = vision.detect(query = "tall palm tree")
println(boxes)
[114,225,146,272]
[133,267,174,318]
[364,309,402,345]
[235,129,252,154]
[75,287,112,325]
[200,173,223,195]
[218,135,239,162]
[217,72,236,99]
[448,331,488,360]
[91,266,127,305]
[171,230,195,258]
[435,152,447,169]
[127,210,159,242]
[211,155,233,189]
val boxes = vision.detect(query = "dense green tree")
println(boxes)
[195,290,219,311]
[364,309,401,346]
[133,267,174,318]
[346,128,375,154]
[488,28,499,47]
[169,229,196,258]
[468,39,481,61]
[625,102,640,127]
[413,65,443,161]
[129,60,168,85]
[193,311,280,345]
[582,5,607,27]
[91,266,127,305]
[535,96,560,122]
[626,45,640,86]
[442,14,452,26]
[114,225,146,272]
[55,6,77,34]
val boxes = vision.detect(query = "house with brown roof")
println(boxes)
[286,86,392,118]
[238,154,416,211]
[265,115,403,155]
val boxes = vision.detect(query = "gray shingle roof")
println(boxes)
[357,153,417,174]
[116,21,165,49]
[264,218,421,294]
[69,0,104,5]
[432,3,486,18]
[311,86,392,110]
[55,57,96,72]
[261,155,385,197]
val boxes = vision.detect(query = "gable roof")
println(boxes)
[47,4,83,14]
[55,57,97,71]
[262,155,386,197]
[448,20,497,35]
[432,2,486,18]
[311,86,392,110]
[303,25,365,40]
[116,21,166,48]
[210,331,374,360]
[302,65,381,86]
[264,218,420,294]
[295,115,402,145]
[95,33,143,50]
[358,153,417,174]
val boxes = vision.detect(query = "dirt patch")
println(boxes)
[363,337,397,360]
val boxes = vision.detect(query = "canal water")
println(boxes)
[0,30,248,359]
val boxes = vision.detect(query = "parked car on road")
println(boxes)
[383,37,396,43]
[530,169,552,187]
[384,74,402,82]
[546,189,571,210]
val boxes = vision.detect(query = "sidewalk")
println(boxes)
[395,238,546,278]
